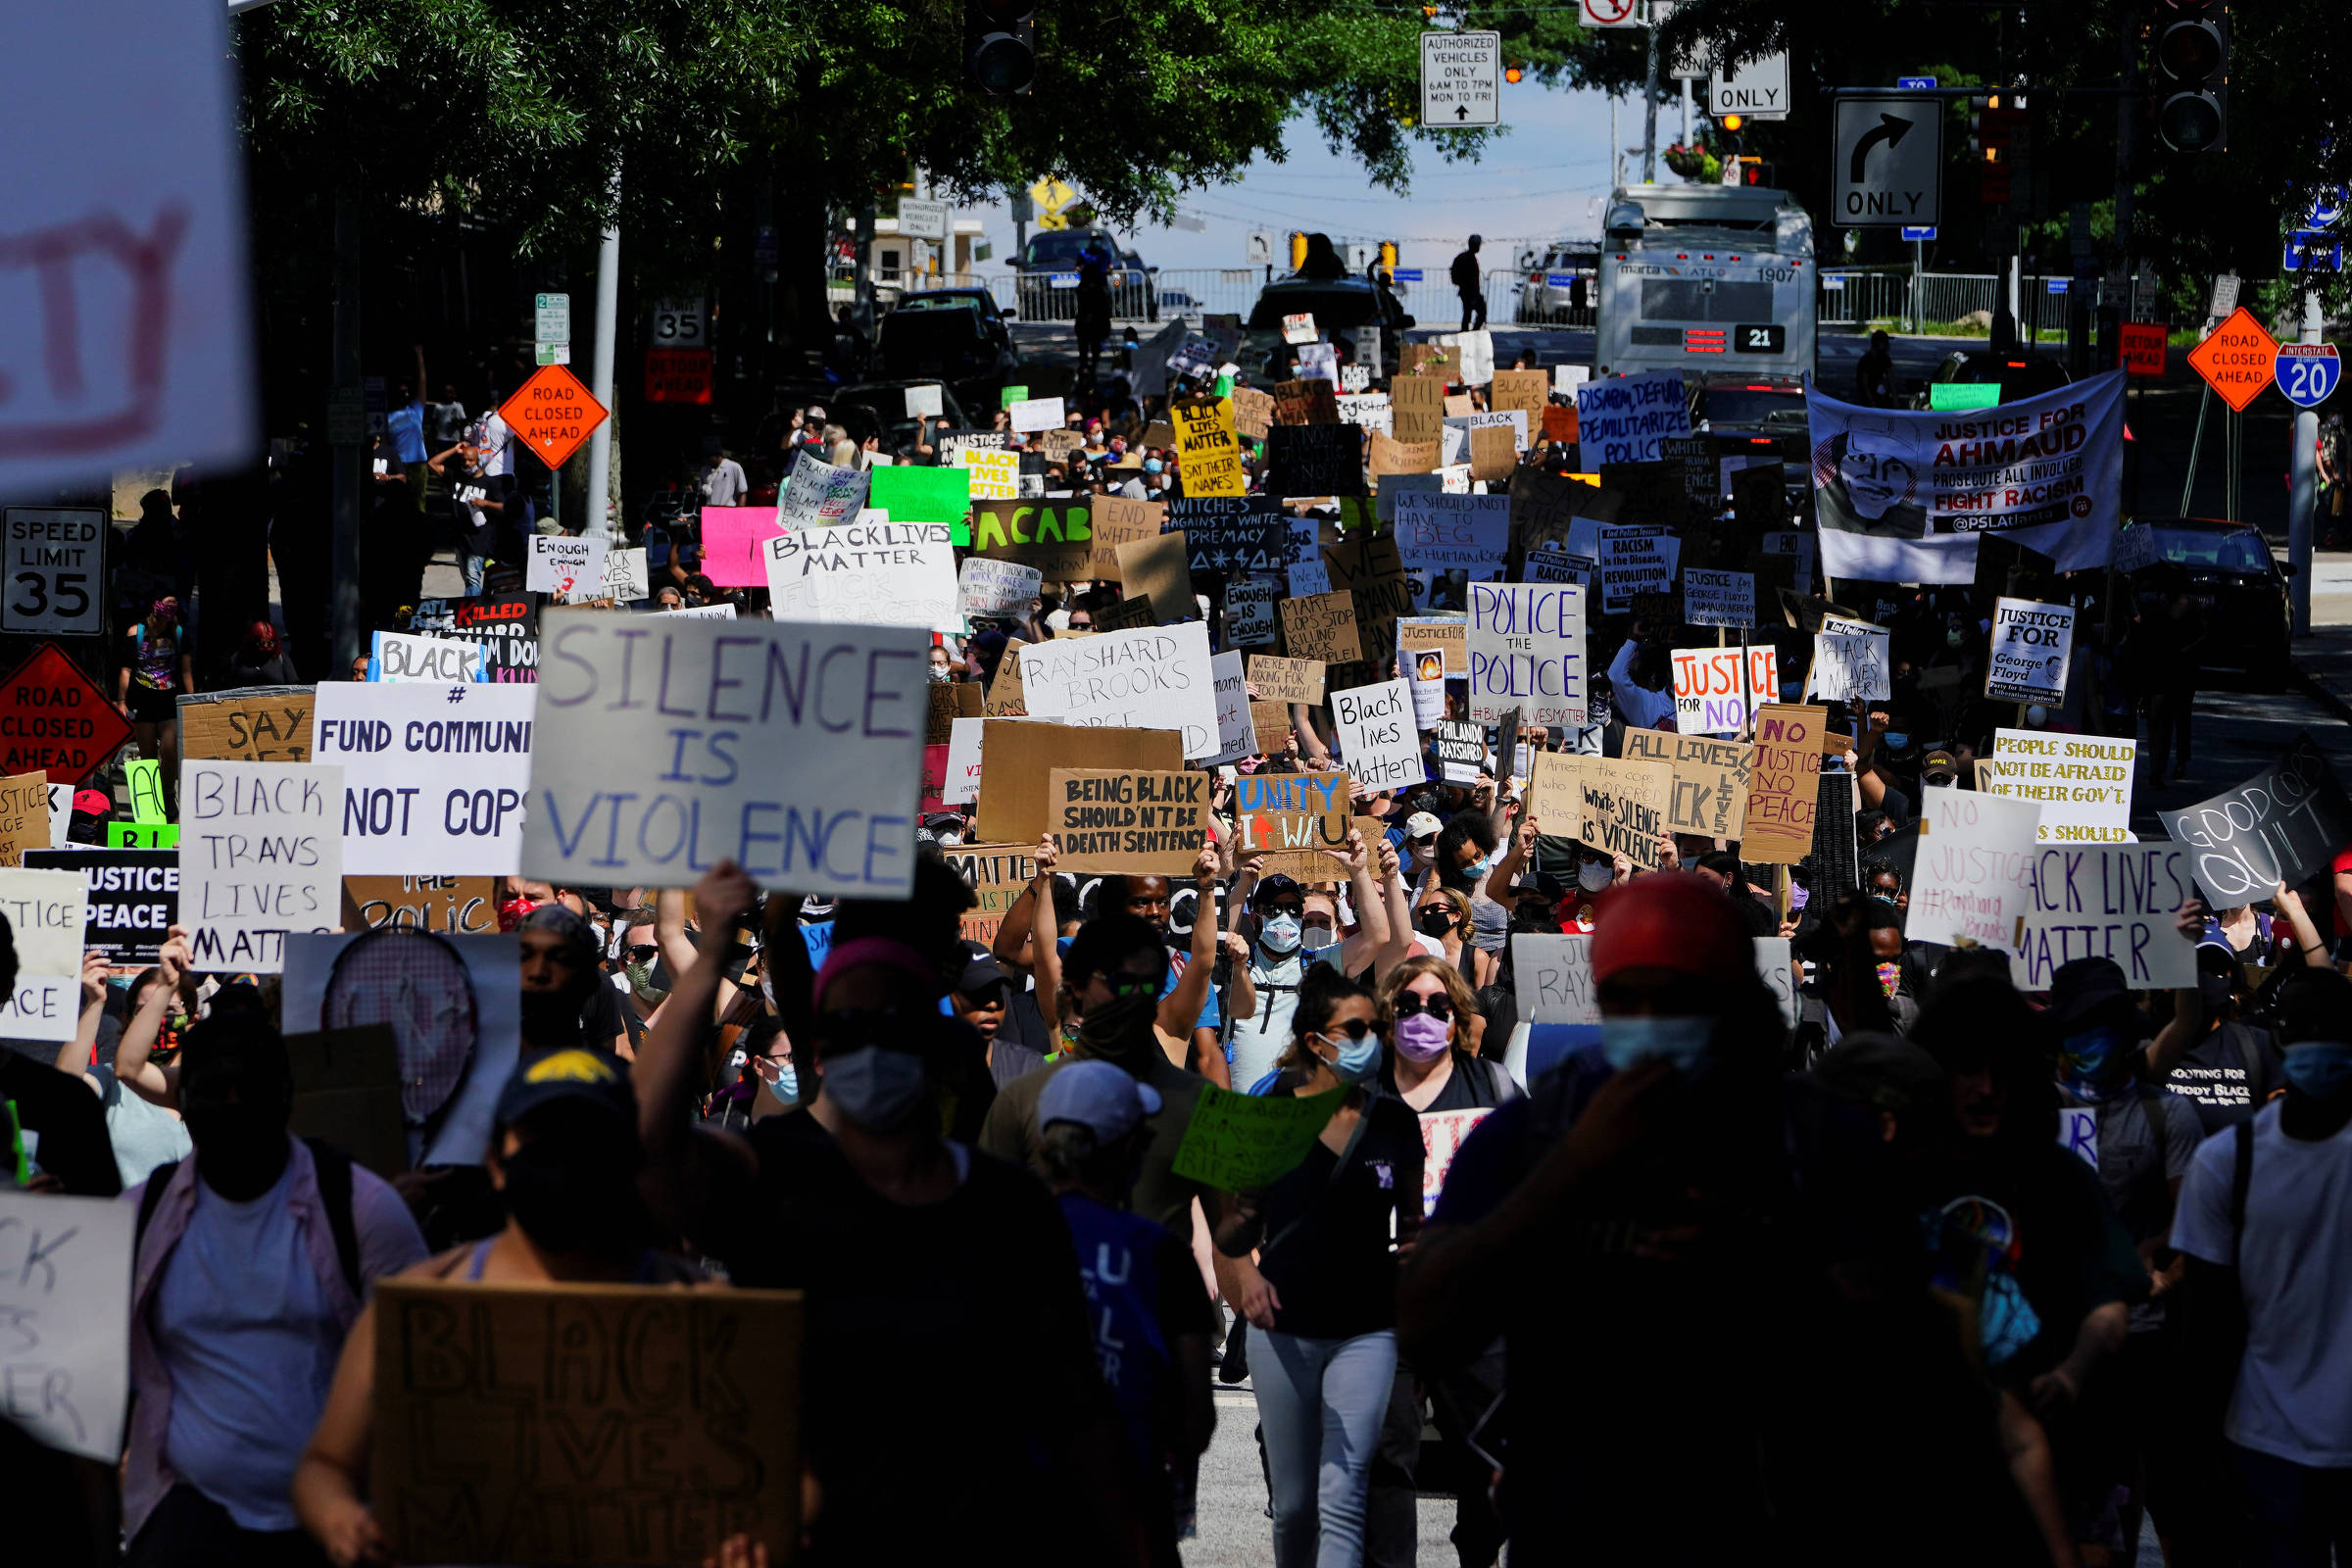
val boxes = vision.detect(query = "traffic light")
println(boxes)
[1739,159,1776,187]
[1972,96,2027,204]
[1379,241,1397,270]
[965,0,1035,94]
[1291,232,1308,270]
[2153,0,2228,152]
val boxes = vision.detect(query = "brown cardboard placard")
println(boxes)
[0,769,46,866]
[1088,496,1166,580]
[1744,704,1828,863]
[1229,771,1352,877]
[1250,701,1294,755]
[1399,341,1459,382]
[1092,594,1158,632]
[1468,424,1516,483]
[1368,431,1442,477]
[1321,532,1412,670]
[1229,385,1276,442]
[1489,368,1550,428]
[968,499,1093,580]
[1048,768,1209,875]
[1278,593,1361,663]
[1040,428,1085,462]
[975,721,1184,844]
[1731,462,1787,531]
[1141,419,1176,449]
[1620,729,1755,840]
[1114,532,1195,624]
[1573,756,1673,860]
[1541,403,1579,445]
[371,1278,802,1567]
[1391,376,1446,446]
[984,637,1030,715]
[1443,393,1476,418]
[941,842,1040,947]
[1525,751,1584,830]
[1397,619,1467,677]
[927,679,983,746]
[1247,654,1327,705]
[342,876,499,936]
[285,1025,409,1178]
[1273,379,1341,426]
[178,686,317,762]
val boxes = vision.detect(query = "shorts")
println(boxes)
[127,687,174,725]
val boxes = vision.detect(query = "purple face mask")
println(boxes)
[1393,1009,1452,1063]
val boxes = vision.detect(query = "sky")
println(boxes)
[950,76,1714,280]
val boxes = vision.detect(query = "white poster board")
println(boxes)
[1907,785,2041,950]
[957,556,1045,621]
[370,630,484,685]
[314,683,537,875]
[1981,730,2136,843]
[1208,650,1256,765]
[180,760,344,972]
[764,517,959,633]
[1020,622,1220,760]
[525,533,609,598]
[776,453,872,530]
[563,545,650,605]
[1808,614,1891,703]
[2012,842,2199,991]
[1985,597,2077,706]
[519,611,928,896]
[1670,646,1778,737]
[1008,396,1066,434]
[1468,582,1587,726]
[1332,678,1425,790]
[0,1189,133,1460]
[0,866,89,1042]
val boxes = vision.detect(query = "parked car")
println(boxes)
[2118,516,2295,686]
[1520,243,1597,324]
[1913,348,2073,409]
[1012,227,1156,321]
[1241,274,1413,379]
[872,289,1017,405]
[1693,372,1810,466]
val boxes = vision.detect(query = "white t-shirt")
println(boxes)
[1230,947,1306,1093]
[474,412,514,476]
[2172,1101,2352,1467]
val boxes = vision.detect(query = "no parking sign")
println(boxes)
[2276,343,2341,409]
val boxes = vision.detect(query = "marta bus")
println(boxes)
[1592,182,1816,380]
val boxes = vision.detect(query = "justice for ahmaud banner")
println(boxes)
[520,611,928,897]
[1806,371,2126,585]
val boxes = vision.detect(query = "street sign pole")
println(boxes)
[1642,19,1660,182]
[2290,289,2322,633]
[585,166,621,539]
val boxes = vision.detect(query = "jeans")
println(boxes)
[127,1484,329,1568]
[461,549,487,595]
[1253,1328,1398,1568]
[2235,1444,2352,1568]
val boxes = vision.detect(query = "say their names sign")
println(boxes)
[1742,705,1826,863]
[2011,843,2199,991]
[1979,730,2134,843]
[1468,583,1586,726]
[1048,769,1208,875]
[181,760,344,972]
[1231,772,1351,875]
[519,612,928,897]
[1984,597,2076,705]
[1019,621,1220,760]
[178,687,315,762]
[1683,568,1755,628]
[1170,397,1248,497]
[1908,785,2042,951]
[314,682,536,876]
[1671,646,1777,737]
[1332,679,1424,789]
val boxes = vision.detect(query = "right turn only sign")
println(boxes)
[1832,95,1941,228]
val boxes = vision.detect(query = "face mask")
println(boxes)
[1599,1014,1714,1076]
[1415,907,1455,938]
[2059,1024,2127,1094]
[928,665,953,684]
[1393,1010,1452,1062]
[1876,960,1902,1000]
[1871,888,1898,905]
[1076,988,1160,1069]
[1301,923,1338,952]
[766,1062,799,1103]
[1883,732,1910,751]
[1411,841,1437,864]
[1578,861,1613,892]
[1678,855,1698,872]
[1945,629,1965,649]
[622,957,668,1004]
[2282,1041,2352,1099]
[1259,913,1302,955]
[501,1137,640,1253]
[1318,1029,1383,1082]
[820,1046,930,1131]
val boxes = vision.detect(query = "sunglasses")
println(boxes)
[1096,972,1157,999]
[1068,620,1094,630]
[1316,1017,1378,1043]
[1396,993,1454,1021]
[625,945,660,962]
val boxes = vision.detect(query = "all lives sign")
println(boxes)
[1421,30,1500,127]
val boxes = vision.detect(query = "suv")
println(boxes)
[874,288,1018,400]
[2117,516,2295,687]
[1520,243,1596,325]
[1012,227,1156,322]
[1693,373,1810,466]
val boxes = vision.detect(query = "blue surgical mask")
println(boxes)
[767,1062,799,1103]
[1883,732,1910,751]
[819,1047,928,1130]
[1320,1030,1383,1083]
[2060,1024,2127,1096]
[1259,913,1302,955]
[1599,1014,1714,1076]
[2283,1041,2352,1100]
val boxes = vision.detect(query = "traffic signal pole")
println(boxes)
[2289,289,2320,634]
[585,166,621,539]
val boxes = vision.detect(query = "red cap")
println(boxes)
[73,789,110,816]
[1591,872,1749,986]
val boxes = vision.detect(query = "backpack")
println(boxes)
[134,1137,363,1298]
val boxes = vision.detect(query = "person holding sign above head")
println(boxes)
[1213,965,1422,1568]
[638,861,1146,1566]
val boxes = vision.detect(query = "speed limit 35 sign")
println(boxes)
[2,509,105,636]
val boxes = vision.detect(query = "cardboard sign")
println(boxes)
[1488,368,1549,427]
[1273,379,1341,426]
[976,722,1183,850]
[2157,736,2352,906]
[1248,655,1325,707]
[1048,768,1208,874]
[700,507,788,587]
[1367,432,1442,480]
[1113,532,1195,624]
[25,847,176,963]
[1170,397,1247,497]
[1396,493,1509,574]
[1743,705,1826,864]
[1320,531,1415,680]
[1671,646,1777,737]
[1985,597,2076,705]
[1398,616,1468,677]
[1250,701,1293,757]
[1807,617,1891,704]
[525,533,608,598]
[1230,772,1351,875]
[0,768,49,867]
[1020,622,1219,760]
[1281,312,1319,346]
[764,517,959,632]
[343,875,499,935]
[521,612,926,896]
[1265,424,1366,498]
[178,686,316,763]
[1007,395,1065,434]
[181,760,344,972]
[1392,375,1446,446]
[2011,842,2199,991]
[1335,392,1393,437]
[282,1023,409,1179]
[0,865,87,1040]
[959,556,1045,622]
[1981,731,2135,843]
[1165,496,1288,572]
[776,452,872,533]
[560,545,650,606]
[1910,786,2042,950]
[1524,751,1586,831]
[1575,372,1692,464]
[1468,583,1587,727]
[1224,575,1283,647]
[1683,569,1755,629]
[371,1278,802,1568]
[925,680,982,747]
[940,842,1038,946]
[1571,756,1671,859]
[1512,933,1599,1026]
[1466,423,1514,483]
[1279,593,1361,664]
[1170,1084,1347,1190]
[0,1189,133,1461]
[1229,384,1276,441]
[968,498,1092,580]
[411,594,540,683]
[984,637,1029,716]
[1088,496,1165,579]
[1093,595,1158,633]
[958,446,1021,502]
[314,682,536,876]
[1731,462,1788,533]
[1332,678,1423,790]
[1621,729,1754,840]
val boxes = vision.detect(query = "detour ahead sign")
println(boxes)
[2187,306,2279,413]
[499,365,610,469]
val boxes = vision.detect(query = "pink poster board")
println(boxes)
[701,507,784,588]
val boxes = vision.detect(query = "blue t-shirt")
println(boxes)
[1055,935,1218,1030]
[385,402,426,464]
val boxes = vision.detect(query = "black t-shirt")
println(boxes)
[1252,1082,1422,1340]
[1377,1051,1516,1112]
[715,1114,1104,1560]
[0,1049,120,1197]
[2157,1019,2285,1135]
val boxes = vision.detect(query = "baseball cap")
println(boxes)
[1921,750,1957,782]
[956,943,1010,998]
[2046,956,2133,1028]
[495,1048,636,1128]
[73,788,111,816]
[1038,1059,1164,1142]
[1592,872,1748,985]
[1814,1033,1948,1120]
[806,404,827,420]
[1403,811,1443,842]
[1251,872,1303,907]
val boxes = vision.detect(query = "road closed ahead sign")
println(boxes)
[2187,307,2279,413]
[498,365,609,469]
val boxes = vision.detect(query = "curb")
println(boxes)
[2291,659,2352,725]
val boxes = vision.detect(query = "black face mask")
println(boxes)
[1416,907,1456,938]
[500,1137,640,1254]
[2198,974,2235,1017]
[520,986,591,1048]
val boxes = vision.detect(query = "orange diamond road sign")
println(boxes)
[0,642,133,783]
[499,365,609,469]
[2187,306,2278,413]
[2119,321,2168,378]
